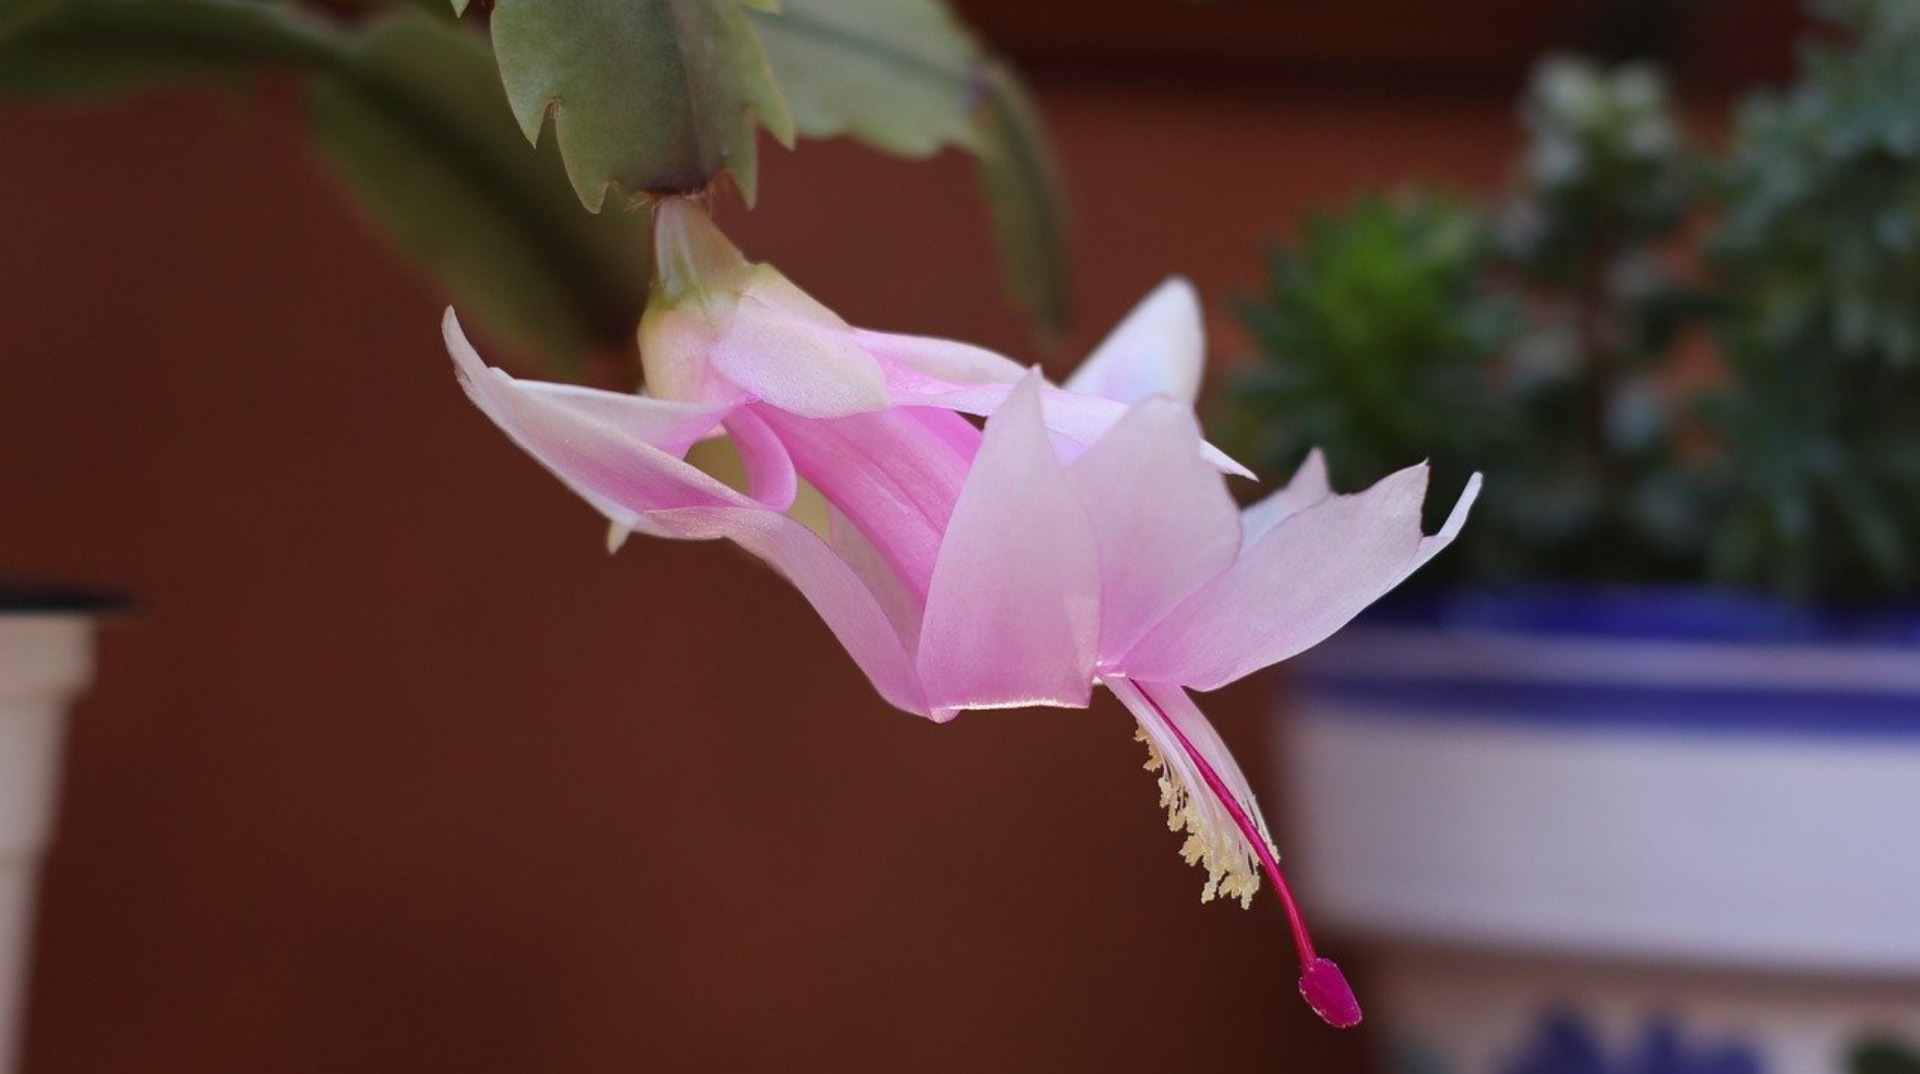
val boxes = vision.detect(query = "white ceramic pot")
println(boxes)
[1281,590,1920,1074]
[0,612,95,1073]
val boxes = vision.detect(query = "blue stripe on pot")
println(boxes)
[1293,587,1920,739]
[1350,586,1920,646]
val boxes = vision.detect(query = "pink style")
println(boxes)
[445,198,1478,1028]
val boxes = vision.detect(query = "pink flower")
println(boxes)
[447,199,1477,1028]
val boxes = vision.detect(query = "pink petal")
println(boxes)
[913,382,1256,480]
[452,309,926,717]
[754,404,978,602]
[446,310,742,535]
[449,312,725,457]
[823,502,928,656]
[718,406,798,511]
[1240,448,1335,545]
[917,374,1100,711]
[1063,278,1205,405]
[643,201,890,418]
[1066,398,1241,665]
[647,505,928,718]
[857,328,1027,399]
[706,279,891,418]
[1121,465,1479,690]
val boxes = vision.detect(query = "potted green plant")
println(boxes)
[1223,2,1920,1070]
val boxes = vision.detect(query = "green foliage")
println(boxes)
[749,0,975,157]
[1849,1038,1920,1074]
[1503,57,1691,281]
[1228,2,1920,603]
[308,14,647,366]
[479,0,792,210]
[1225,196,1512,539]
[968,60,1069,336]
[1227,57,1705,589]
[1701,336,1920,599]
[749,0,1070,332]
[0,0,340,94]
[1701,0,1920,599]
[3,0,1070,340]
[0,0,79,44]
[0,0,644,368]
[1715,0,1920,368]
[473,0,1071,334]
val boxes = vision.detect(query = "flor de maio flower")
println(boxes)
[447,198,1478,1028]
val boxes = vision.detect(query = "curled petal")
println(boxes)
[918,373,1100,711]
[1122,465,1480,689]
[719,406,798,511]
[859,328,1027,399]
[755,404,978,601]
[1064,277,1205,405]
[447,310,739,535]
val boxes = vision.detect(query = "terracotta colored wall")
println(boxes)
[0,59,1544,1074]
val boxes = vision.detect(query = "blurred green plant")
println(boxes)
[1222,195,1514,546]
[0,0,642,367]
[1705,0,1920,599]
[1223,0,1920,603]
[0,0,1069,368]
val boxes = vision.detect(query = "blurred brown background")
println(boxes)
[0,3,1794,1071]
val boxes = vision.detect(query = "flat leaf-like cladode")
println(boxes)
[464,0,1068,331]
[471,0,794,209]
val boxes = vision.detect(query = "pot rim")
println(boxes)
[0,581,131,616]
[1366,584,1920,647]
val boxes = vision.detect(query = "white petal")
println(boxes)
[1065,278,1205,405]
[857,328,1027,398]
[1122,465,1479,690]
[446,309,739,535]
[916,381,1256,479]
[1240,448,1334,545]
[706,278,891,418]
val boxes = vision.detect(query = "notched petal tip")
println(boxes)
[1299,958,1363,1029]
[1440,472,1484,539]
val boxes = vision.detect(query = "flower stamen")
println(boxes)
[1133,684,1362,1029]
